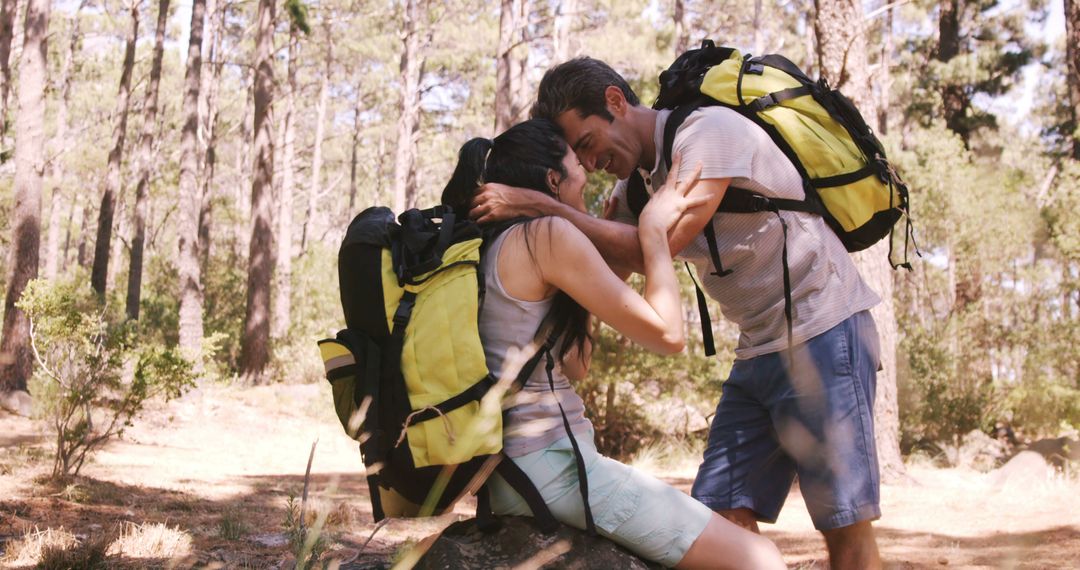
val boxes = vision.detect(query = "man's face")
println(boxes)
[554,97,642,180]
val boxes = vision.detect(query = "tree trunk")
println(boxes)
[877,5,893,135]
[392,0,425,212]
[552,0,577,62]
[91,1,139,296]
[126,0,170,320]
[198,0,224,273]
[348,84,364,215]
[814,0,906,482]
[673,0,690,55]
[0,0,17,139]
[235,71,253,256]
[177,0,206,355]
[1066,0,1080,160]
[239,0,276,383]
[938,0,969,146]
[0,0,50,394]
[44,0,87,281]
[272,28,298,341]
[303,21,332,252]
[495,0,529,134]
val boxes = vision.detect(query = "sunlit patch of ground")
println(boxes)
[2,383,1078,568]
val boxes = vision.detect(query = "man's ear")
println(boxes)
[605,85,627,117]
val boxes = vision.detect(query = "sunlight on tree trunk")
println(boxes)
[0,0,50,394]
[273,28,299,341]
[178,0,207,357]
[239,0,276,384]
[127,0,171,320]
[91,1,139,297]
[392,0,425,213]
[814,0,906,482]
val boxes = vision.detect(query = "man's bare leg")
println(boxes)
[821,520,881,570]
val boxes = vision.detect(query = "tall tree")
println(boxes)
[302,17,332,252]
[177,0,207,354]
[45,0,88,280]
[91,0,139,296]
[272,21,301,341]
[494,0,530,133]
[392,0,426,212]
[0,0,16,140]
[0,0,51,398]
[552,0,577,62]
[673,0,690,55]
[198,0,225,271]
[814,0,905,481]
[937,0,967,144]
[239,0,276,383]
[1067,0,1080,160]
[126,0,170,319]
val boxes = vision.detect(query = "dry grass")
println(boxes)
[106,521,193,560]
[0,526,80,567]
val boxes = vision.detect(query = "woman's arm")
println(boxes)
[530,159,705,355]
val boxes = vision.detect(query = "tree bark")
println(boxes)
[348,83,364,215]
[673,0,690,55]
[198,0,225,273]
[126,0,170,320]
[877,5,893,135]
[814,0,906,482]
[1066,0,1080,160]
[0,0,50,394]
[177,0,206,355]
[239,0,276,383]
[272,28,299,341]
[392,0,425,212]
[0,0,17,139]
[91,1,139,296]
[303,20,332,252]
[235,70,253,256]
[552,0,577,62]
[495,0,529,134]
[44,0,87,281]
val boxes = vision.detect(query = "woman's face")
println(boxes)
[554,145,588,213]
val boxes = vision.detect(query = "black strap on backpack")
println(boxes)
[542,338,597,535]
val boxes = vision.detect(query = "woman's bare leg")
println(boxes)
[675,513,786,570]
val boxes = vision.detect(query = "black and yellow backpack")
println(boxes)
[627,40,919,355]
[318,206,595,532]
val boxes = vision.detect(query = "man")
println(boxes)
[470,57,884,569]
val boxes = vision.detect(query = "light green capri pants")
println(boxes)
[488,430,714,567]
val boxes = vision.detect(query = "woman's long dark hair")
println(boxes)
[441,119,590,363]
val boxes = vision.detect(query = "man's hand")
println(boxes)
[602,195,619,221]
[468,183,558,224]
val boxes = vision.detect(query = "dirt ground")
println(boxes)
[1,382,1078,569]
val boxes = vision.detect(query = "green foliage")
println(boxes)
[285,0,312,35]
[899,318,994,456]
[17,279,197,479]
[283,493,329,570]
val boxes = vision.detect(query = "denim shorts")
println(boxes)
[488,429,714,567]
[691,310,882,531]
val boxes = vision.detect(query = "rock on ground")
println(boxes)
[413,516,663,570]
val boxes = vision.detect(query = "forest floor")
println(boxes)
[1,382,1078,569]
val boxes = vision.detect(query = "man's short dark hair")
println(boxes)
[531,57,640,123]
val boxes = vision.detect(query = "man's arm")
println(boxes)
[470,177,731,275]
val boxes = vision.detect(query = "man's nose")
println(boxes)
[581,154,597,172]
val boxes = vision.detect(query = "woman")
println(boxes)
[441,119,784,570]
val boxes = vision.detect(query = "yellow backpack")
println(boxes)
[318,206,572,531]
[627,40,918,355]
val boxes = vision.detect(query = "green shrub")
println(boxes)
[17,279,197,479]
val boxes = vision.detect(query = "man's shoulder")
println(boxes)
[680,105,754,132]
